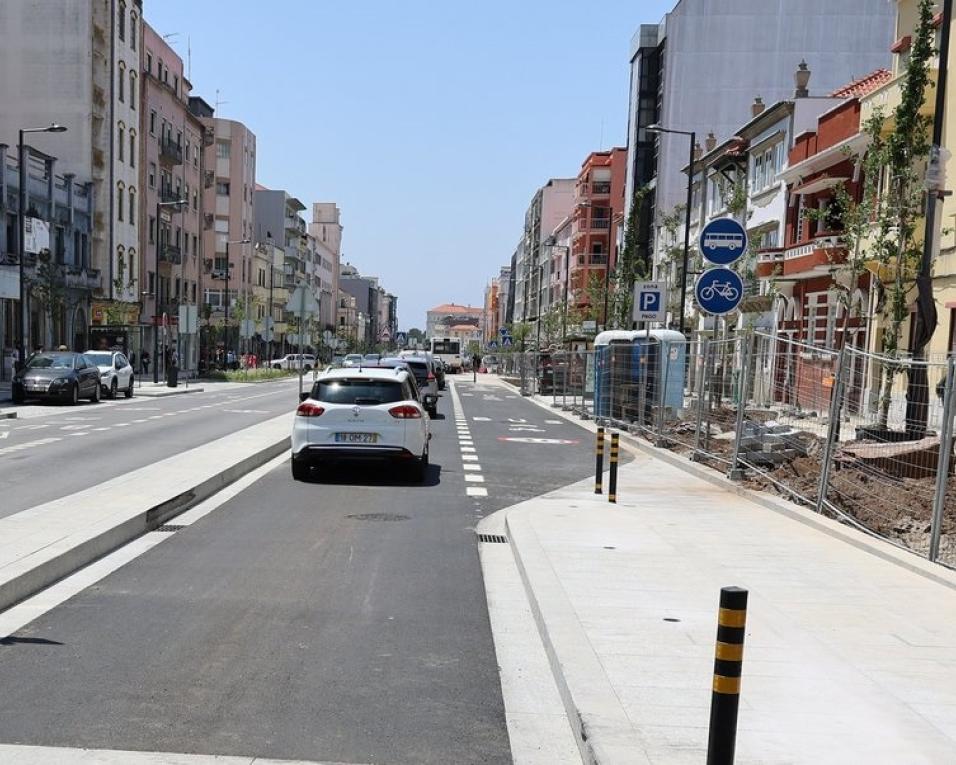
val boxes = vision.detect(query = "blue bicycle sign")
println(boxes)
[699,218,747,266]
[695,267,744,315]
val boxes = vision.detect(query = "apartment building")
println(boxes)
[625,1,894,285]
[308,203,342,332]
[197,113,256,350]
[140,23,205,372]
[513,179,575,325]
[0,148,95,372]
[570,148,626,316]
[425,303,484,340]
[0,0,145,346]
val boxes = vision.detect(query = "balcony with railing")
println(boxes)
[781,234,846,277]
[159,185,181,204]
[755,248,784,279]
[159,244,182,265]
[590,181,612,196]
[159,136,183,165]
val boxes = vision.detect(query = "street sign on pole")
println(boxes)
[395,331,408,346]
[499,327,510,337]
[502,336,513,348]
[487,340,498,350]
[633,281,666,322]
[695,267,744,315]
[239,319,256,339]
[699,218,748,266]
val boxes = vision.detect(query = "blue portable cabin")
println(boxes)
[593,329,687,420]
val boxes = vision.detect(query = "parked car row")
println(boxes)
[11,350,134,405]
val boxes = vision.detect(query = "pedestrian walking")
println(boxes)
[142,350,151,375]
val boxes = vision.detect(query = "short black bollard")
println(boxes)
[608,432,619,503]
[707,586,748,765]
[594,427,605,494]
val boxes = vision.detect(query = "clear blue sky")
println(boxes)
[147,0,672,330]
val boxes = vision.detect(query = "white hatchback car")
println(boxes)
[292,367,430,481]
[271,354,317,371]
[84,350,134,399]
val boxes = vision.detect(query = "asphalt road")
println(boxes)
[0,377,610,763]
[0,378,303,518]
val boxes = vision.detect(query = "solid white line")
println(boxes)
[465,474,485,483]
[466,486,488,497]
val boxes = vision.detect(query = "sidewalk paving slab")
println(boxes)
[481,374,956,764]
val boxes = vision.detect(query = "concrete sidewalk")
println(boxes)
[498,429,956,763]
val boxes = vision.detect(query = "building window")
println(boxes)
[193,190,198,210]
[128,188,135,225]
[216,141,230,159]
[149,110,156,135]
[148,271,155,296]
[146,51,152,75]
[117,187,124,222]
[148,216,155,244]
[117,124,125,162]
[128,249,135,283]
[118,1,126,41]
[130,14,137,50]
[216,181,230,196]
[173,75,179,97]
[130,72,136,109]
[118,66,125,102]
[148,162,155,188]
[129,130,135,167]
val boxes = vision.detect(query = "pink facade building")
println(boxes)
[140,23,204,372]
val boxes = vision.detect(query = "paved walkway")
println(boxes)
[494,384,956,764]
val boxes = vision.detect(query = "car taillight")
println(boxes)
[296,402,325,417]
[389,405,422,419]
[427,372,435,381]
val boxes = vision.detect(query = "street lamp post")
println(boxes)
[647,124,696,336]
[18,124,67,366]
[224,238,250,369]
[153,197,188,383]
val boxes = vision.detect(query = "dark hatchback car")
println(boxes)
[12,352,103,405]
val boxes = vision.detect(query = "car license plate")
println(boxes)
[335,432,378,444]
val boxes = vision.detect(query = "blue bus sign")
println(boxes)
[699,218,747,266]
[695,267,744,315]
[499,327,510,337]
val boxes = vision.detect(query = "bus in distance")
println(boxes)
[430,337,462,373]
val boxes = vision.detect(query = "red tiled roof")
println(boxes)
[429,303,483,313]
[828,69,892,99]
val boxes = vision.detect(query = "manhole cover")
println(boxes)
[346,513,410,522]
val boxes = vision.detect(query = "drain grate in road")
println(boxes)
[478,534,508,544]
[154,524,186,532]
[346,513,410,522]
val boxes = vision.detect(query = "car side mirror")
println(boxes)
[299,392,310,403]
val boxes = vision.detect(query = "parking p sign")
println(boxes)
[633,281,666,322]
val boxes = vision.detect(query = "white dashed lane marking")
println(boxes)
[465,474,485,483]
[466,487,488,497]
[463,463,482,471]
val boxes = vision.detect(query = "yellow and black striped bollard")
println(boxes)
[608,432,619,503]
[706,586,748,765]
[594,427,605,494]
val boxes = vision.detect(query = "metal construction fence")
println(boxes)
[495,333,956,568]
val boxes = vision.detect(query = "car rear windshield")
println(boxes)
[86,352,113,366]
[313,379,405,405]
[403,361,429,382]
